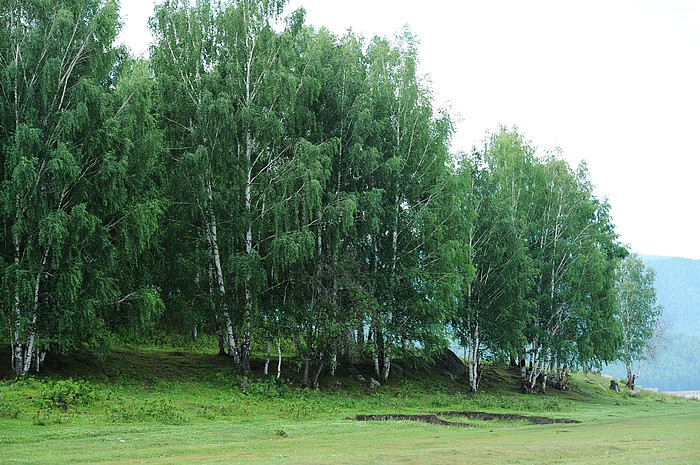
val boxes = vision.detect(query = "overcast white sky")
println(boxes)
[119,0,700,259]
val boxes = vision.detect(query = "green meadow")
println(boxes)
[1,346,699,464]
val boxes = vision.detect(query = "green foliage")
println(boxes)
[614,253,663,380]
[0,0,163,375]
[243,377,291,398]
[34,378,102,409]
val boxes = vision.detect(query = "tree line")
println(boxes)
[1,0,661,392]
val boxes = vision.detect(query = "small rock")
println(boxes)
[610,379,620,392]
[119,439,126,443]
[370,378,381,389]
[356,374,366,382]
[390,362,404,378]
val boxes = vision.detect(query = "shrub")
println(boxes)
[34,378,102,409]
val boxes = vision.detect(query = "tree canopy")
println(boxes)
[1,0,649,393]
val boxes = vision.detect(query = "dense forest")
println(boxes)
[2,0,659,393]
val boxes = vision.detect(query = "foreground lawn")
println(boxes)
[1,403,699,464]
[1,347,698,464]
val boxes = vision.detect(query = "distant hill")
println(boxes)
[641,255,700,334]
[605,256,700,391]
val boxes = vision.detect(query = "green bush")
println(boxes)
[244,377,291,398]
[34,378,102,409]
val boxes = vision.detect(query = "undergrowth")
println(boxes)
[0,345,694,428]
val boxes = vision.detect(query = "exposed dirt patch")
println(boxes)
[440,411,580,424]
[354,414,472,428]
[354,411,580,426]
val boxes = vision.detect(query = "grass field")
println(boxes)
[1,345,699,464]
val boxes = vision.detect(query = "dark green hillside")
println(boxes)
[642,256,700,333]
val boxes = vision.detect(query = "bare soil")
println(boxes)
[354,411,580,427]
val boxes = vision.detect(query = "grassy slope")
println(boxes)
[1,345,699,464]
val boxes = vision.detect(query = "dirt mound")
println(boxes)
[354,414,471,428]
[440,411,580,425]
[354,411,580,426]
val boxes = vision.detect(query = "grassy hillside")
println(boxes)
[1,345,699,464]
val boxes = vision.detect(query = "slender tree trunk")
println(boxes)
[214,315,227,356]
[625,361,635,389]
[264,339,271,375]
[276,336,282,380]
[240,130,254,384]
[372,318,381,379]
[357,320,364,346]
[302,352,310,387]
[381,312,393,383]
[205,178,240,364]
[330,352,337,377]
[312,353,324,388]
[467,323,480,393]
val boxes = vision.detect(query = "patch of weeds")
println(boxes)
[274,429,288,438]
[34,378,105,409]
[107,398,189,424]
[244,377,291,399]
[32,409,68,426]
[471,393,566,412]
[0,398,20,419]
[279,391,334,420]
[429,393,454,408]
[215,371,242,390]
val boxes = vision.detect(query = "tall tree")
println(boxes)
[0,0,163,375]
[483,128,624,392]
[354,30,460,382]
[452,152,532,392]
[615,253,664,389]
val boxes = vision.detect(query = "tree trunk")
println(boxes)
[214,316,227,356]
[372,321,382,380]
[240,130,254,382]
[264,339,271,375]
[276,336,282,380]
[467,329,480,393]
[381,322,392,383]
[625,361,634,389]
[302,354,310,387]
[205,179,239,364]
[312,354,324,388]
[330,353,337,377]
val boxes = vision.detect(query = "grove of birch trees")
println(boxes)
[2,0,660,392]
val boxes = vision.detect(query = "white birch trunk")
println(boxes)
[276,336,282,380]
[467,319,480,392]
[382,316,392,383]
[204,177,240,365]
[240,129,254,378]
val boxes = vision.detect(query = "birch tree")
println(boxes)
[150,0,242,361]
[0,0,163,375]
[615,253,663,388]
[484,128,623,392]
[355,30,458,382]
[453,153,532,392]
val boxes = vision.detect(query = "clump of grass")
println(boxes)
[107,397,189,424]
[34,378,106,409]
[0,397,20,419]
